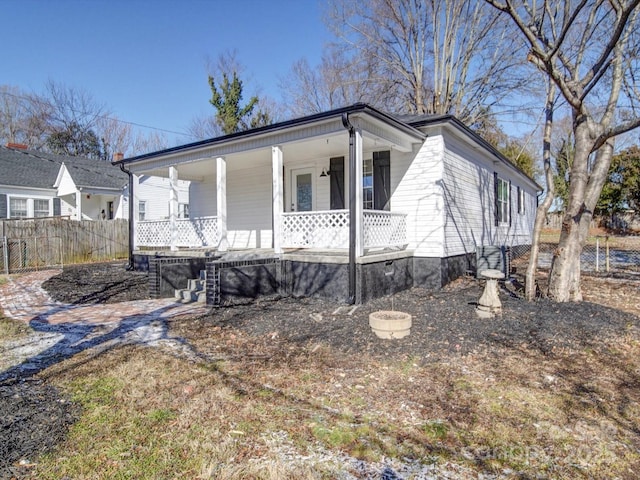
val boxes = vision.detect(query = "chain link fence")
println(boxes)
[527,235,640,276]
[1,236,63,274]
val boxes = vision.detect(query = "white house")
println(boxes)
[113,104,539,304]
[0,145,189,222]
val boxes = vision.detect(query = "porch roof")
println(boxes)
[112,103,426,172]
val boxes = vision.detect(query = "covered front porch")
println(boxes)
[127,107,422,260]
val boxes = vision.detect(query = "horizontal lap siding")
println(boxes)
[136,175,190,220]
[442,138,493,257]
[391,136,444,257]
[227,164,272,248]
[189,175,217,218]
[442,135,537,257]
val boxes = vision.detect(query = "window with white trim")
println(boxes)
[517,187,525,214]
[9,198,28,219]
[497,177,510,224]
[138,201,146,221]
[179,203,189,219]
[363,158,374,209]
[34,199,50,217]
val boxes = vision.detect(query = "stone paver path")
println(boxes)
[0,270,211,382]
[0,269,209,325]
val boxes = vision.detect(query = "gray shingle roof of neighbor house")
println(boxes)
[0,146,127,190]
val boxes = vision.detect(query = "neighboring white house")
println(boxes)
[0,145,189,222]
[113,104,540,303]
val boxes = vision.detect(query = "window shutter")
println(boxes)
[493,172,499,226]
[509,180,512,227]
[329,156,345,209]
[53,198,61,216]
[0,194,6,219]
[373,151,391,211]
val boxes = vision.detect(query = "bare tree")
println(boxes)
[323,0,527,123]
[280,49,376,117]
[0,85,50,148]
[486,0,640,302]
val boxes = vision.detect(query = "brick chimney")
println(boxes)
[6,143,28,150]
[113,152,124,162]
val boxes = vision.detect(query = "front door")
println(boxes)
[291,168,314,211]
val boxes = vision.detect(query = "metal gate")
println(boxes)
[1,236,63,274]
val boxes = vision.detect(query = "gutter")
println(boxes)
[118,163,135,270]
[341,112,356,305]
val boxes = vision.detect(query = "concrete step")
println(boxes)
[175,270,207,304]
[187,278,205,290]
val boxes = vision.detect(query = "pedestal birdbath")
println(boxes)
[476,269,505,318]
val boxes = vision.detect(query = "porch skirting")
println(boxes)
[136,249,482,306]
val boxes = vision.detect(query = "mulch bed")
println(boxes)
[42,262,149,304]
[2,262,639,478]
[205,277,640,361]
[0,380,78,479]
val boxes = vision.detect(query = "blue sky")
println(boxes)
[1,0,330,144]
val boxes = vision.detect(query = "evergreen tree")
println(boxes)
[208,72,258,135]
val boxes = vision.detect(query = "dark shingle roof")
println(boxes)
[0,147,127,190]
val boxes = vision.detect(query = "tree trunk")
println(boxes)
[546,119,592,302]
[546,123,614,302]
[525,82,556,301]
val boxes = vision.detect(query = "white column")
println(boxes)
[272,145,284,254]
[216,156,228,251]
[354,129,364,257]
[75,189,83,221]
[169,166,178,251]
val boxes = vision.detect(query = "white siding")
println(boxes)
[189,175,217,218]
[441,134,537,257]
[134,174,190,221]
[390,135,445,257]
[226,164,273,248]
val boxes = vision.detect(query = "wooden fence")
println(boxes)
[1,218,129,273]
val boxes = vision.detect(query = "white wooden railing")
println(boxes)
[363,210,407,248]
[281,210,407,249]
[136,216,218,248]
[282,210,350,248]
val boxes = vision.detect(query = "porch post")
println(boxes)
[75,189,82,220]
[169,165,178,251]
[354,129,364,257]
[216,156,228,251]
[272,145,283,254]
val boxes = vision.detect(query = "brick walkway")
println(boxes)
[0,269,210,326]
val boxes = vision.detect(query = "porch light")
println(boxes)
[320,168,331,177]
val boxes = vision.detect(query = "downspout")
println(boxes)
[341,113,356,304]
[118,162,135,271]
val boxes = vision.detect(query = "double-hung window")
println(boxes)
[138,201,146,221]
[9,198,28,219]
[34,199,50,217]
[495,175,510,225]
[363,150,391,211]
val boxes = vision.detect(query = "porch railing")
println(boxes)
[281,209,407,249]
[363,210,407,248]
[282,210,350,248]
[136,216,218,248]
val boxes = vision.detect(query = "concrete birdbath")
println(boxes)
[476,269,505,318]
[369,310,412,339]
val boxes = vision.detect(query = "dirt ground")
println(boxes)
[1,262,640,478]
